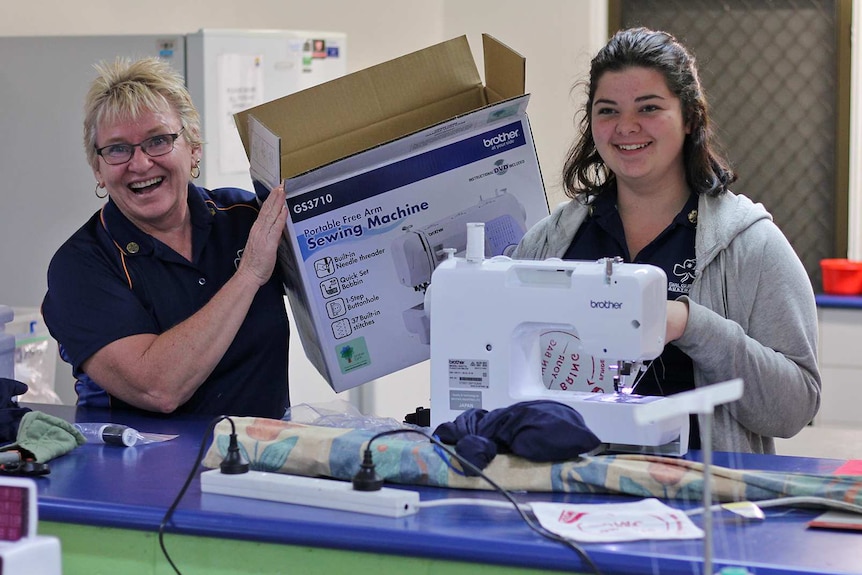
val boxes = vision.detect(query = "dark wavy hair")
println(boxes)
[562,27,736,200]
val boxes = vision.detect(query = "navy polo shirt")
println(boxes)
[563,189,700,448]
[42,183,289,418]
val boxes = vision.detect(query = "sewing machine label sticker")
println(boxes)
[449,390,482,411]
[448,359,486,413]
[448,359,489,388]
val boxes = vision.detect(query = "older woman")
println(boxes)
[43,57,290,418]
[514,28,820,453]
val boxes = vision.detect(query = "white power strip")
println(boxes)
[200,470,420,518]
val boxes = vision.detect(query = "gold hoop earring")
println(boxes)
[191,160,201,180]
[95,183,107,199]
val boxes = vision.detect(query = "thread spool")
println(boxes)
[101,424,138,447]
[466,222,485,262]
[74,423,138,447]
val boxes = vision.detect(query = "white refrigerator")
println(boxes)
[186,29,348,191]
[0,29,347,308]
[0,29,347,406]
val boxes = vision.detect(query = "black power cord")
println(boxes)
[160,415,601,575]
[354,428,603,575]
[352,448,384,491]
[158,415,248,575]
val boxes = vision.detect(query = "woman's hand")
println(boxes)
[666,299,689,342]
[236,184,288,287]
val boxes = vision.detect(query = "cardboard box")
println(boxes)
[236,34,550,392]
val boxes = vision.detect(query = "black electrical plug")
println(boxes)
[404,406,430,427]
[351,447,383,491]
[219,418,249,475]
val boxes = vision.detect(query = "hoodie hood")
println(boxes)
[695,190,772,273]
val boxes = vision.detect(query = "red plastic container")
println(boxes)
[820,259,862,295]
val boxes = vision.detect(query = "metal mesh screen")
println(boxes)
[618,0,838,288]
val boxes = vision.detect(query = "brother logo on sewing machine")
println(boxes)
[428,224,691,456]
[590,300,623,309]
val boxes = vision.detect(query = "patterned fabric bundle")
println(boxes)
[202,417,862,505]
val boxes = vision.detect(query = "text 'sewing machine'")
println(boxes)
[427,222,743,456]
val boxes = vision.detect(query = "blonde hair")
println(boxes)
[83,57,202,170]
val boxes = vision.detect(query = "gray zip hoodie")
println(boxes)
[513,191,821,454]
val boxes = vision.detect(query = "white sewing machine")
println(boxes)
[427,223,692,455]
[391,190,527,344]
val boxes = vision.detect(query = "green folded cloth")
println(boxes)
[1,411,86,463]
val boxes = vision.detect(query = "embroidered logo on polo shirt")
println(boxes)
[669,258,696,294]
[234,249,243,270]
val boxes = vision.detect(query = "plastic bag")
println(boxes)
[73,423,178,447]
[283,398,423,437]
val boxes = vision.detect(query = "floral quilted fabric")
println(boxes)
[202,417,862,505]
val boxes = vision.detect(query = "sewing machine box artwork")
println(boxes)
[235,34,550,392]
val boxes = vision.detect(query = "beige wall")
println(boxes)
[3,1,444,71]
[441,0,607,206]
[5,0,605,204]
[3,0,606,416]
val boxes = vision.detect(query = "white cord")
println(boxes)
[420,494,862,518]
[418,498,532,512]
[686,495,862,516]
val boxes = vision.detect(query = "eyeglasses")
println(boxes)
[95,127,185,165]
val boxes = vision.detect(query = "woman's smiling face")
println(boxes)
[93,107,199,232]
[590,66,689,193]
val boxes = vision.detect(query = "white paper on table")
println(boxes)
[530,498,704,543]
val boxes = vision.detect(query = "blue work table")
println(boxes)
[24,403,862,575]
[816,293,862,309]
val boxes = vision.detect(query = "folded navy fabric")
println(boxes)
[433,400,601,476]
